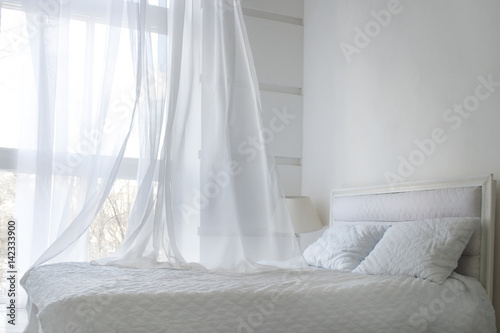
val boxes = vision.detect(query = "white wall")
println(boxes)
[241,0,304,196]
[302,0,500,327]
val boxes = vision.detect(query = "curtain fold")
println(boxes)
[16,0,144,304]
[97,0,304,271]
[16,0,304,303]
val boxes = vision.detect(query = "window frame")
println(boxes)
[0,0,169,304]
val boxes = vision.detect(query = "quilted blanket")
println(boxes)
[22,262,495,333]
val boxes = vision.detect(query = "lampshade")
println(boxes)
[286,196,323,233]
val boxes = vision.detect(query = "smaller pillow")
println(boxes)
[353,217,479,283]
[303,224,389,271]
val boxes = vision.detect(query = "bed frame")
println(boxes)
[330,174,496,299]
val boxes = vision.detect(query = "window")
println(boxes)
[88,178,137,260]
[0,0,168,299]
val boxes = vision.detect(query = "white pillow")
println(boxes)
[353,217,479,283]
[303,224,389,271]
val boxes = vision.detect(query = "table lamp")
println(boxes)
[286,196,323,238]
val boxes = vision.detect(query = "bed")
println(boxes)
[22,175,497,333]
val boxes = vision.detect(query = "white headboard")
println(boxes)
[330,175,496,299]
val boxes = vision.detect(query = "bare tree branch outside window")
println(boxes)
[0,174,135,295]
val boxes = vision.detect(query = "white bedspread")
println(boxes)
[23,262,496,333]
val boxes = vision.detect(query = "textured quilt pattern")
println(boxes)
[23,262,495,333]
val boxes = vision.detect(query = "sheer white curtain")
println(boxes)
[98,0,303,271]
[16,0,303,300]
[15,0,148,304]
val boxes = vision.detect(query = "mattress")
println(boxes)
[23,262,495,333]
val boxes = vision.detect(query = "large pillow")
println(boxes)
[353,217,480,283]
[303,224,389,271]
